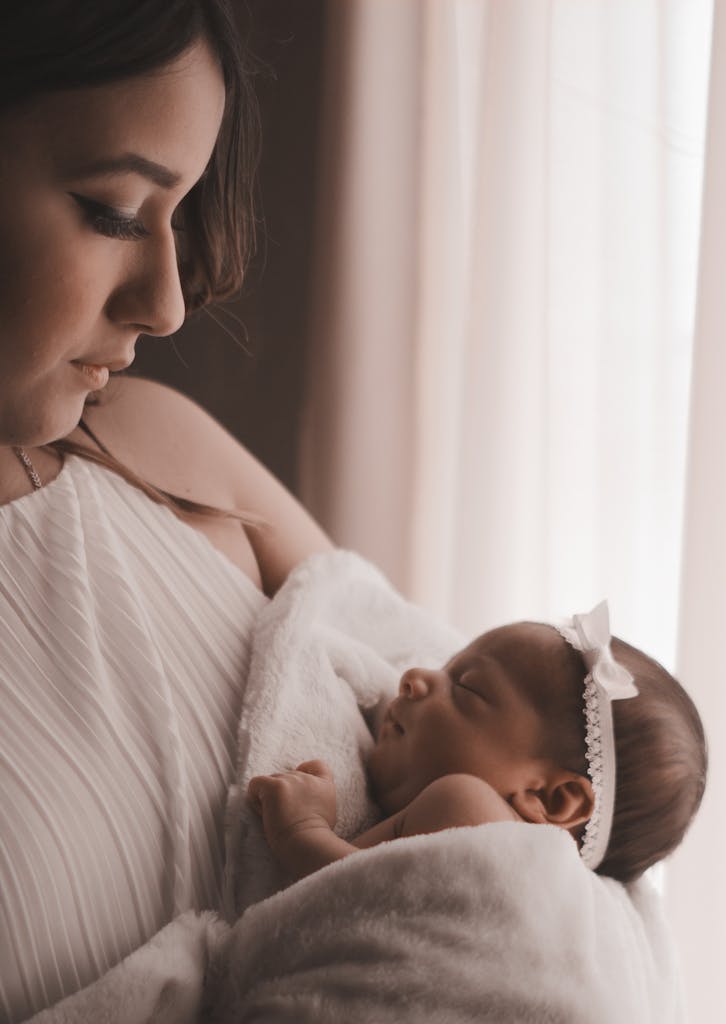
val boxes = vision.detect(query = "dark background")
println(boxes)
[131,0,326,493]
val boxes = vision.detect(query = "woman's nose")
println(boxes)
[398,668,433,700]
[107,232,186,337]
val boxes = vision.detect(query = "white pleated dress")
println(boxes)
[0,455,267,1023]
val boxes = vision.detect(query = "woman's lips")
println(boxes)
[71,361,110,389]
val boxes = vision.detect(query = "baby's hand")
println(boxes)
[247,760,337,859]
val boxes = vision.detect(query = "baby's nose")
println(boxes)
[398,668,432,699]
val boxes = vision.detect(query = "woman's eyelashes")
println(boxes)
[69,192,150,240]
[69,192,186,242]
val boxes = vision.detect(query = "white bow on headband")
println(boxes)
[554,600,638,870]
[556,601,639,701]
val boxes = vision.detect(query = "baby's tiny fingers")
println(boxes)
[246,780,264,814]
[247,774,277,801]
[296,759,333,780]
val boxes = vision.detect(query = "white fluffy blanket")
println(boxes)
[223,549,465,915]
[27,551,685,1023]
[210,822,683,1024]
[29,830,684,1024]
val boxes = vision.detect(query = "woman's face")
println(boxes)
[0,41,225,446]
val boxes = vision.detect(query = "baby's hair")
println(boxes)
[539,631,707,883]
[600,638,707,882]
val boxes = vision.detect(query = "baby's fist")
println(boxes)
[247,759,337,856]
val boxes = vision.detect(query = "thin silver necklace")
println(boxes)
[12,446,43,490]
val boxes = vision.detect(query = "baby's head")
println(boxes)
[583,631,706,880]
[367,613,706,883]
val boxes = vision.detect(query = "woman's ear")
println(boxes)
[511,772,594,829]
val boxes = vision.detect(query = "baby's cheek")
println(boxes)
[365,746,400,807]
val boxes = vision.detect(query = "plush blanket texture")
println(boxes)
[28,828,683,1024]
[210,823,683,1024]
[26,551,684,1023]
[223,549,464,915]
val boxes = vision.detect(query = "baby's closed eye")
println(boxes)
[454,679,484,700]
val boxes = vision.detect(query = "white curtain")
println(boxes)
[300,1,714,1015]
[667,1,726,1016]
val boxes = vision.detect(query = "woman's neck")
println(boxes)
[0,444,64,505]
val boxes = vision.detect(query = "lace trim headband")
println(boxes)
[554,601,639,870]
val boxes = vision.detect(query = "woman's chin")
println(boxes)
[29,400,88,448]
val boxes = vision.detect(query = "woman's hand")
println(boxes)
[247,760,337,860]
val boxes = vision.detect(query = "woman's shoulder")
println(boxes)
[79,375,333,594]
[80,376,245,507]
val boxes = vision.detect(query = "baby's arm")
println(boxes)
[248,765,518,882]
[394,773,520,838]
[247,761,362,881]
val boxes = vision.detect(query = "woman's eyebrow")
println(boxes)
[64,152,182,190]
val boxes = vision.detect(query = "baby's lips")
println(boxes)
[382,700,405,735]
[369,695,390,738]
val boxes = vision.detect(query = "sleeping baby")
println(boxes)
[247,602,706,885]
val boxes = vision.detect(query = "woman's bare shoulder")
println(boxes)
[78,375,333,593]
[76,377,268,588]
[81,376,248,500]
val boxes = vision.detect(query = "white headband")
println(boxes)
[554,601,639,870]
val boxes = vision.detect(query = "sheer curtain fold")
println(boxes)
[668,1,726,1016]
[301,1,713,1011]
[413,2,554,627]
[303,0,708,654]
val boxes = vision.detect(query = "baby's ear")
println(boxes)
[511,772,594,830]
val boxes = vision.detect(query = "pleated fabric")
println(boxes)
[0,456,266,1023]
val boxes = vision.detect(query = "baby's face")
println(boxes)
[367,624,563,815]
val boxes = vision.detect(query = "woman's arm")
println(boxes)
[77,376,333,593]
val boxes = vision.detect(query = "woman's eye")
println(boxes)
[69,192,150,241]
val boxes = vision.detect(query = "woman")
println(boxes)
[0,2,331,1019]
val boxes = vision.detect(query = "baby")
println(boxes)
[247,602,707,885]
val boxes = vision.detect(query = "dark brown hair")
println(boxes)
[0,0,260,311]
[543,633,707,883]
[1,0,263,519]
[598,639,707,882]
